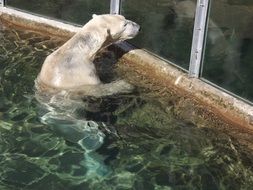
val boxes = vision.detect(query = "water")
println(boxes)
[1,23,253,190]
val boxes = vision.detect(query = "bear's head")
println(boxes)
[91,14,140,43]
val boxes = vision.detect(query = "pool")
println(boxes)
[1,22,253,190]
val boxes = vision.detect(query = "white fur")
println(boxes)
[36,14,140,90]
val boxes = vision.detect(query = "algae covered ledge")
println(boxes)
[1,7,253,133]
[113,44,253,130]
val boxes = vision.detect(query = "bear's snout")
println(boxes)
[133,22,141,32]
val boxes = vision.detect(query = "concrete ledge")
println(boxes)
[1,7,253,132]
[115,46,253,130]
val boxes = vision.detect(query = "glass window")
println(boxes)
[202,0,253,102]
[6,0,109,24]
[121,0,197,69]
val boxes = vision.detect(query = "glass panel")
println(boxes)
[121,0,197,69]
[202,0,253,102]
[6,0,109,24]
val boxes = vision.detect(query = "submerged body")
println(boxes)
[36,14,140,91]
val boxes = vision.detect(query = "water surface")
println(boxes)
[0,23,253,190]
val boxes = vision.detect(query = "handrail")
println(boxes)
[0,0,5,7]
[189,0,210,78]
[110,0,121,14]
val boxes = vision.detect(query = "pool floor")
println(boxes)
[0,22,253,190]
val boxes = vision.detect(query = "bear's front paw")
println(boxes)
[109,79,135,94]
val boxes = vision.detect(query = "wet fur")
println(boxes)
[35,14,140,96]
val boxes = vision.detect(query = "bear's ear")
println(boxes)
[92,14,98,18]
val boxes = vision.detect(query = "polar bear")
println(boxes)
[35,15,139,177]
[35,14,140,95]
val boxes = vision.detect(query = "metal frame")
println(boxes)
[0,0,5,7]
[110,0,121,14]
[189,0,210,78]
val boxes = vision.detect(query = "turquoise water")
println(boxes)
[1,24,253,190]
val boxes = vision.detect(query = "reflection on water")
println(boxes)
[1,23,253,190]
